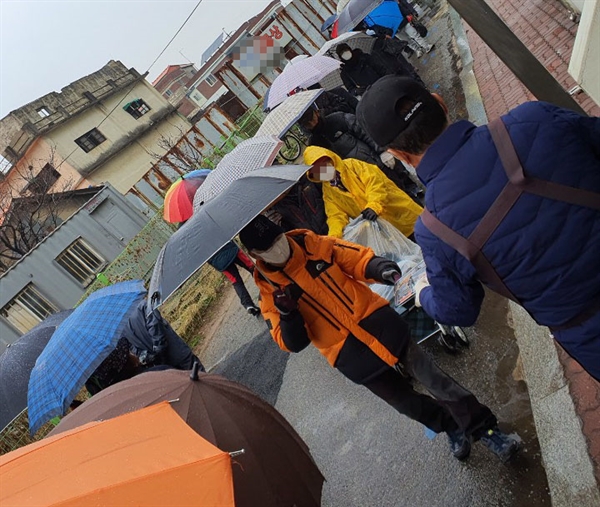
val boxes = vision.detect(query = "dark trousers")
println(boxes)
[362,339,496,436]
[223,252,255,308]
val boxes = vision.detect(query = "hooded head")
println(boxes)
[303,146,344,183]
[335,43,355,62]
[239,216,291,267]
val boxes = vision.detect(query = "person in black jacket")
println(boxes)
[371,35,426,86]
[298,106,422,198]
[335,44,390,97]
[268,175,328,235]
[311,85,359,115]
[123,300,204,371]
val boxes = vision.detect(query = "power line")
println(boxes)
[54,0,204,170]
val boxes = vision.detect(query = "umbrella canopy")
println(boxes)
[266,55,341,110]
[0,310,73,431]
[193,135,282,209]
[150,165,310,305]
[49,370,324,507]
[336,0,384,34]
[27,280,147,434]
[163,169,211,223]
[317,31,377,57]
[321,13,338,32]
[255,89,323,139]
[363,0,404,37]
[1,403,235,507]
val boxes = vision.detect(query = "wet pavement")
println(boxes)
[199,3,551,505]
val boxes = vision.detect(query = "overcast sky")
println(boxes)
[0,0,276,117]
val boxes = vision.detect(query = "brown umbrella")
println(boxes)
[49,367,324,507]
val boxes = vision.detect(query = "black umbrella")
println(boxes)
[149,165,310,306]
[336,0,384,34]
[0,310,73,431]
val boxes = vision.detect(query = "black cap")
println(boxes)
[239,215,285,252]
[357,75,433,147]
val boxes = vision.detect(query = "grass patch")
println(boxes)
[161,264,226,351]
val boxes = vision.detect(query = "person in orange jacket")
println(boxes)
[239,215,520,462]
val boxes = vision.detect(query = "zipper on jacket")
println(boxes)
[319,276,354,315]
[300,296,342,331]
[280,271,344,330]
[324,272,354,306]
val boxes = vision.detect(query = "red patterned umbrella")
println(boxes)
[163,169,211,223]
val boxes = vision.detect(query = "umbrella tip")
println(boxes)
[190,360,201,381]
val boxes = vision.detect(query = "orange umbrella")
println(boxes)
[0,403,235,507]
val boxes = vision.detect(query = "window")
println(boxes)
[205,74,218,86]
[37,107,51,118]
[1,284,58,334]
[23,164,60,195]
[0,155,12,174]
[165,89,173,97]
[124,99,151,119]
[56,238,105,286]
[75,128,106,153]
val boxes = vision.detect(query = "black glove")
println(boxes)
[361,208,378,221]
[273,288,299,315]
[365,257,402,285]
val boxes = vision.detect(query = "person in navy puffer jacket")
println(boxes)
[358,76,600,381]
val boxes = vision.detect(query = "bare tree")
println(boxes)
[0,150,74,272]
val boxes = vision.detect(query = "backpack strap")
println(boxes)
[420,209,520,303]
[421,117,600,325]
[488,118,600,210]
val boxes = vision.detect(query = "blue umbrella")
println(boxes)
[363,0,404,37]
[27,280,146,434]
[321,14,338,33]
[0,310,73,431]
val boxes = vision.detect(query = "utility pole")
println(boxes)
[447,0,586,115]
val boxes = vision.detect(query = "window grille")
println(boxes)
[1,284,58,334]
[56,238,105,286]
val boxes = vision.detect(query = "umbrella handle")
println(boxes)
[190,360,201,380]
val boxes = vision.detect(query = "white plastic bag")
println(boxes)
[343,217,423,301]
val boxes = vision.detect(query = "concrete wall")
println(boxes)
[568,0,600,106]
[0,185,148,350]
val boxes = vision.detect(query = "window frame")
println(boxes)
[55,237,106,286]
[0,283,58,334]
[37,107,51,118]
[75,128,106,153]
[124,99,152,120]
[205,74,218,86]
[22,163,60,195]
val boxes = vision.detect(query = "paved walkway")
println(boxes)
[463,0,600,118]
[461,0,600,486]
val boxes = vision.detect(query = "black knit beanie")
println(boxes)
[239,215,285,252]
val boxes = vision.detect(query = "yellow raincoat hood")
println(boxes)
[303,146,423,238]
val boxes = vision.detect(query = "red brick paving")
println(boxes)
[555,346,600,485]
[463,0,600,119]
[461,0,600,487]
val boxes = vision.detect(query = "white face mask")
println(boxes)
[340,50,353,61]
[254,235,291,265]
[316,164,336,182]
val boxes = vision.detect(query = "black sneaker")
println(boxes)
[479,428,520,462]
[447,430,472,461]
[246,305,261,317]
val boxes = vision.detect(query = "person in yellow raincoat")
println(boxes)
[303,146,423,238]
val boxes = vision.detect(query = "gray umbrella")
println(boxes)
[336,0,384,35]
[149,165,311,306]
[0,310,73,431]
